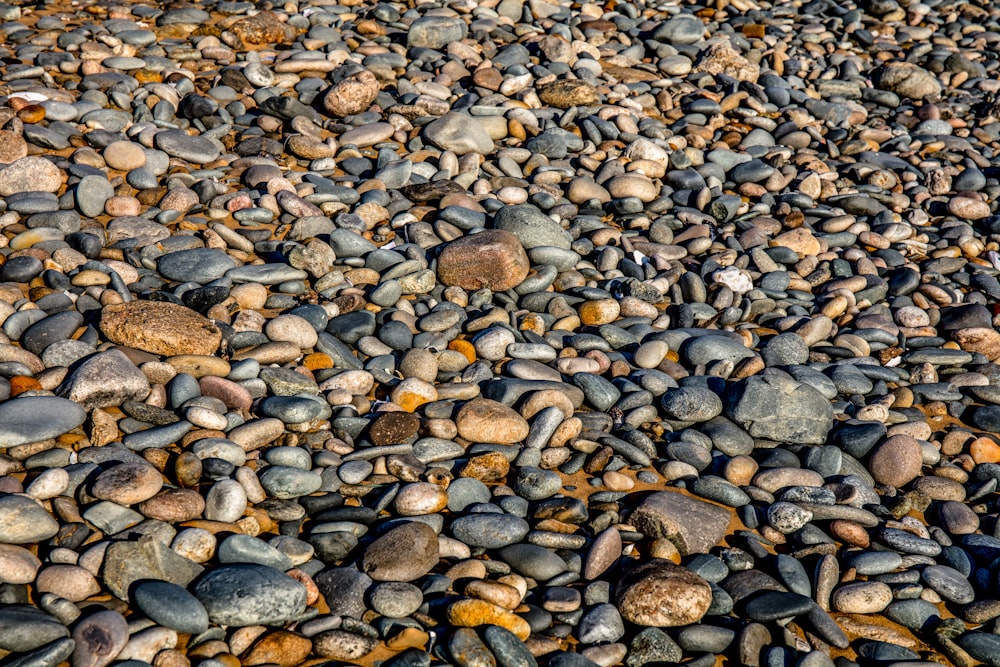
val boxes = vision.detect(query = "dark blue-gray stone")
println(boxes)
[450,513,529,549]
[483,625,537,667]
[0,606,70,652]
[133,580,209,634]
[157,248,236,283]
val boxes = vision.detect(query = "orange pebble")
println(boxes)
[970,436,1000,464]
[9,376,42,397]
[302,352,333,370]
[448,339,476,364]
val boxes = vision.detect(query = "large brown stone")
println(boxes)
[616,559,713,626]
[437,229,530,291]
[100,301,222,357]
[361,521,438,582]
[630,491,731,555]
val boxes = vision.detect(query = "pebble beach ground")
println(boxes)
[4,0,1000,666]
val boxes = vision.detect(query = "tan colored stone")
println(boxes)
[92,461,164,506]
[459,452,510,483]
[35,564,101,602]
[100,301,222,356]
[393,481,449,516]
[455,398,529,444]
[694,40,760,82]
[771,228,820,255]
[953,327,1000,360]
[323,68,380,117]
[0,543,41,584]
[578,298,621,326]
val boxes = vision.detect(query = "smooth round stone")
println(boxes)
[259,465,323,499]
[844,551,903,576]
[158,248,237,284]
[154,129,221,164]
[955,633,1000,667]
[514,466,563,500]
[204,478,248,523]
[265,314,318,349]
[831,582,893,613]
[660,386,723,422]
[492,204,572,250]
[450,513,530,549]
[91,461,163,506]
[447,478,491,512]
[634,341,669,369]
[884,599,940,631]
[483,625,538,667]
[133,580,209,634]
[615,559,712,626]
[0,544,41,584]
[69,610,128,667]
[362,522,438,582]
[192,563,307,627]
[76,175,115,217]
[368,581,424,618]
[577,603,625,643]
[921,565,974,604]
[0,494,60,544]
[499,544,567,581]
[104,140,146,170]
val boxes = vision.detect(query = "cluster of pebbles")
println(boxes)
[7,0,1000,666]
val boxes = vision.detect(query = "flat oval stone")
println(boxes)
[154,129,221,164]
[157,248,236,283]
[0,396,86,449]
[0,605,69,651]
[0,494,60,544]
[192,563,307,627]
[133,580,209,634]
[451,513,530,549]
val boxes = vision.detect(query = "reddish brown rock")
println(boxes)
[869,434,923,489]
[138,488,206,522]
[323,68,380,117]
[100,301,222,357]
[616,559,713,626]
[242,630,312,667]
[437,229,530,291]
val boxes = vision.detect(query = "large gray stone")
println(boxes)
[491,205,572,250]
[723,368,834,444]
[629,491,731,556]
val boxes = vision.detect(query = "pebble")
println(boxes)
[0,1,994,667]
